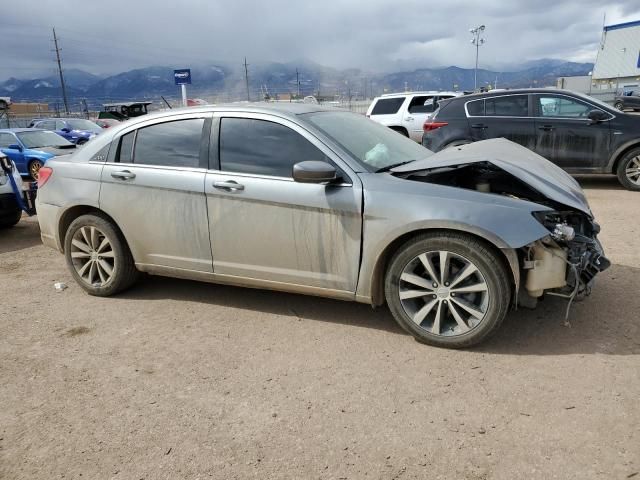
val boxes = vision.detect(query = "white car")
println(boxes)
[366,91,462,142]
[0,153,24,228]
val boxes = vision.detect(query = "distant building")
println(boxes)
[556,75,593,93]
[592,20,640,92]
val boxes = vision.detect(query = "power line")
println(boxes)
[52,28,70,114]
[243,57,250,101]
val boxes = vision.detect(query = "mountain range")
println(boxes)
[1,59,593,108]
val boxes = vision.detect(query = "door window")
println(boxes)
[121,119,204,168]
[537,96,592,118]
[117,132,135,164]
[371,97,405,115]
[407,96,435,114]
[466,99,484,116]
[38,120,56,130]
[485,95,529,117]
[0,133,16,148]
[219,117,328,177]
[56,120,66,130]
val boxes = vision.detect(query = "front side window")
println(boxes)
[371,97,405,115]
[38,120,56,130]
[407,96,435,114]
[219,118,328,177]
[485,95,529,117]
[538,96,592,118]
[56,120,66,130]
[0,133,17,148]
[125,119,204,168]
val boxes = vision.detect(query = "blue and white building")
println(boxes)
[592,20,640,92]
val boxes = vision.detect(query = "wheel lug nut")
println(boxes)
[432,283,438,288]
[445,282,449,287]
[451,293,456,297]
[432,294,437,299]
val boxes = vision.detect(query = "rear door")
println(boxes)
[466,94,536,150]
[100,113,213,272]
[403,95,437,141]
[533,94,611,170]
[205,113,363,292]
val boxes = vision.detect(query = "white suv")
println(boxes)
[0,154,23,228]
[366,91,462,142]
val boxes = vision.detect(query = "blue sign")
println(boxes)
[174,69,192,85]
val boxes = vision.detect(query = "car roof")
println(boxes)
[122,102,343,125]
[0,128,47,133]
[447,88,586,101]
[103,102,153,107]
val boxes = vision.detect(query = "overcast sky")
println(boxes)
[2,0,640,81]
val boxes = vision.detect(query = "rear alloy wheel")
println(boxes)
[614,101,624,111]
[28,159,43,180]
[64,214,139,296]
[385,232,511,348]
[616,148,640,191]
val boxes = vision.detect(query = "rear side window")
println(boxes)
[132,119,204,168]
[407,96,435,114]
[485,95,529,117]
[219,117,327,177]
[371,97,405,115]
[466,99,484,116]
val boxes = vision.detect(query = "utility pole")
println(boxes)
[296,68,300,98]
[52,28,69,114]
[243,57,250,101]
[470,25,486,91]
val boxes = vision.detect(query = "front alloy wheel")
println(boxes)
[29,159,43,179]
[385,232,511,348]
[617,148,640,191]
[398,251,489,336]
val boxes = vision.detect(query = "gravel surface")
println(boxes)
[1,175,638,480]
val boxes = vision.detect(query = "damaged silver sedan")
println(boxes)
[35,104,609,348]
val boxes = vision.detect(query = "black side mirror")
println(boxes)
[292,161,338,184]
[61,127,71,133]
[8,144,23,152]
[587,109,609,123]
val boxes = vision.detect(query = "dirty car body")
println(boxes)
[35,104,608,348]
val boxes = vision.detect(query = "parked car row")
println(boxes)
[34,103,609,349]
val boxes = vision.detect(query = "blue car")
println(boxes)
[31,118,102,145]
[0,128,76,179]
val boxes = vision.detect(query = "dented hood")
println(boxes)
[392,138,592,216]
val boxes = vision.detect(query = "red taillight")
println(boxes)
[423,121,448,132]
[37,167,53,187]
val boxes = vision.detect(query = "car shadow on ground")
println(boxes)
[575,174,623,190]
[0,215,41,254]
[122,262,639,356]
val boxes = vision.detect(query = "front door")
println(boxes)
[533,94,611,170]
[206,114,363,293]
[466,94,536,150]
[99,114,213,272]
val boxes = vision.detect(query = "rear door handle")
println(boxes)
[471,123,488,129]
[405,116,414,121]
[111,170,136,180]
[213,180,245,191]
[538,125,555,131]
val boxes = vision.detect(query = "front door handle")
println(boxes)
[111,170,136,180]
[538,125,555,131]
[471,123,488,129]
[213,180,245,191]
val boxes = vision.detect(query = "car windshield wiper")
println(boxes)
[375,160,416,173]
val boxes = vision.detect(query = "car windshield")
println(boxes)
[302,111,432,172]
[17,131,73,148]
[66,119,102,133]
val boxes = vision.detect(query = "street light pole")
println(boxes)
[470,25,486,91]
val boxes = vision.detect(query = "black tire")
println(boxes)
[64,214,139,296]
[614,101,624,111]
[76,138,88,145]
[0,209,22,229]
[28,159,44,180]
[384,232,512,348]
[616,147,640,191]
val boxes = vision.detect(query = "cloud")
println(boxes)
[1,0,639,80]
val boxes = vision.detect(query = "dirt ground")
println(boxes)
[1,175,638,480]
